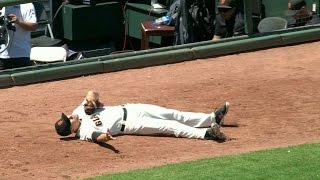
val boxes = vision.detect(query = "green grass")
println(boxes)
[87,143,320,180]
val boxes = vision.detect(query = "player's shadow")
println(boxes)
[221,123,239,127]
[60,136,79,141]
[98,142,120,153]
[59,136,120,153]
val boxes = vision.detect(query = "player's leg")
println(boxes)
[123,117,209,139]
[212,102,230,126]
[123,117,226,141]
[126,103,213,127]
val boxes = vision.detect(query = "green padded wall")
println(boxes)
[192,34,282,59]
[11,61,104,85]
[103,48,194,72]
[281,27,320,45]
[0,74,13,88]
[62,2,124,41]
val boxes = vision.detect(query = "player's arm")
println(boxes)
[91,130,116,143]
[7,14,37,31]
[212,35,222,40]
[212,14,226,41]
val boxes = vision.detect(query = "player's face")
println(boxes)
[220,7,235,21]
[69,114,80,133]
[292,8,309,21]
[84,100,96,115]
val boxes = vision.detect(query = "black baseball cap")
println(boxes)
[55,113,72,136]
[217,0,237,9]
[288,0,306,10]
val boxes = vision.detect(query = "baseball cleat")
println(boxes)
[214,101,230,126]
[210,122,226,141]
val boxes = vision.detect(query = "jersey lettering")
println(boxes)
[91,114,102,126]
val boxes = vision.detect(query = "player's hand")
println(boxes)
[105,129,116,141]
[7,14,20,24]
[84,100,96,115]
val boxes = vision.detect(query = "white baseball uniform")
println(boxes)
[72,99,90,118]
[74,103,215,141]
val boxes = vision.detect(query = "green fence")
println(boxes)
[1,0,320,89]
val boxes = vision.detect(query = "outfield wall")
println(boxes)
[0,25,320,88]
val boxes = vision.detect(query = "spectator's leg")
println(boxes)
[12,57,32,68]
[0,59,5,70]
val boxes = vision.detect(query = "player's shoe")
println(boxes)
[214,101,230,126]
[210,122,226,141]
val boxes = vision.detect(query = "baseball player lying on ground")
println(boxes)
[54,91,230,143]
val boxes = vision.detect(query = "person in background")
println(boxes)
[0,3,37,70]
[287,0,320,28]
[212,0,245,40]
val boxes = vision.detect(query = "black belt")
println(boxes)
[120,107,127,132]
